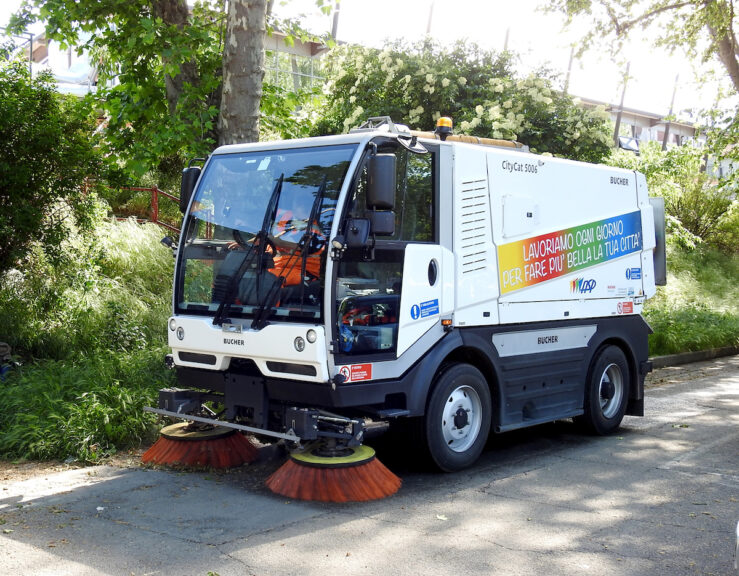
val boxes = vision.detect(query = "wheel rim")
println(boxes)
[441,385,483,453]
[598,362,624,419]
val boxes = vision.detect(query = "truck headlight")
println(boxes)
[294,336,306,352]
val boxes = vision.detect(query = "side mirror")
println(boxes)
[160,236,178,257]
[367,154,396,210]
[180,166,201,213]
[345,218,371,248]
[650,197,667,286]
[367,211,395,236]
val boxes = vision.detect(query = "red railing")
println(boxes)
[148,187,181,233]
[114,186,181,234]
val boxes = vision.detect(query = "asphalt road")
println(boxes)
[1,356,737,576]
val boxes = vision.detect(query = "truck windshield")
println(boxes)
[176,144,356,323]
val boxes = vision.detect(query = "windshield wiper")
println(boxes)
[251,176,327,329]
[298,176,327,307]
[212,174,284,327]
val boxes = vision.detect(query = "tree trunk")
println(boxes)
[704,0,739,93]
[709,25,739,92]
[152,0,201,116]
[218,0,268,145]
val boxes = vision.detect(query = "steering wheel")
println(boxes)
[232,229,275,253]
[309,234,326,253]
[232,229,249,248]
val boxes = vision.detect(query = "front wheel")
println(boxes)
[424,364,492,472]
[579,345,630,435]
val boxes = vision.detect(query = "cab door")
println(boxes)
[396,243,445,355]
[333,141,439,363]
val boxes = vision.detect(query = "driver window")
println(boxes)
[395,150,434,242]
[346,147,434,243]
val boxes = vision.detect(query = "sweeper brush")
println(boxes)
[142,422,258,468]
[265,442,401,502]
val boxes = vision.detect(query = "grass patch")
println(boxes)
[0,216,176,462]
[0,217,173,359]
[0,348,174,462]
[645,245,739,356]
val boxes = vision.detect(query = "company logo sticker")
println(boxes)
[610,176,630,186]
[626,267,641,280]
[570,278,597,294]
[339,363,372,383]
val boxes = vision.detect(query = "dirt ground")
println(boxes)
[0,448,144,484]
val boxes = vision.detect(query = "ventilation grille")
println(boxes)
[459,178,490,274]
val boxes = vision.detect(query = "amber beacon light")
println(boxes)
[435,117,453,140]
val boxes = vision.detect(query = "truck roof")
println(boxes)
[212,130,636,180]
[211,132,375,155]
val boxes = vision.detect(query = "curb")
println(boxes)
[650,346,739,369]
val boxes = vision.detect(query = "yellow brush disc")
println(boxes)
[289,443,376,469]
[160,421,235,442]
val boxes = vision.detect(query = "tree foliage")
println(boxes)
[609,141,738,252]
[0,62,103,273]
[10,0,221,175]
[9,0,323,177]
[547,0,739,186]
[312,40,613,163]
[547,0,739,92]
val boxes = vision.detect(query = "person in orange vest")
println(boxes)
[270,205,325,287]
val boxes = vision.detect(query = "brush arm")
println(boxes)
[144,407,301,442]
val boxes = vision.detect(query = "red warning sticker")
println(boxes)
[338,363,372,383]
[617,301,634,314]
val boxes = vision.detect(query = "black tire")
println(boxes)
[579,345,630,435]
[424,363,492,472]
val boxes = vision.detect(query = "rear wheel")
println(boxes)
[424,364,492,472]
[579,345,630,435]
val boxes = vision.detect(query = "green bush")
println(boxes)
[312,39,612,163]
[0,215,176,462]
[0,348,173,462]
[646,305,738,356]
[645,245,739,356]
[609,143,738,355]
[609,142,738,253]
[0,62,104,273]
[0,216,173,359]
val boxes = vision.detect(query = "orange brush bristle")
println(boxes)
[142,422,258,468]
[265,443,401,502]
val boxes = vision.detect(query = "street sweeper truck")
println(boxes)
[146,116,666,499]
